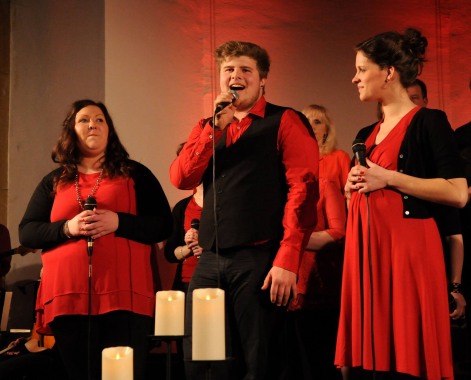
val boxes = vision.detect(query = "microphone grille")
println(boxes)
[352,139,366,153]
[229,89,239,101]
[190,219,200,230]
[84,196,97,211]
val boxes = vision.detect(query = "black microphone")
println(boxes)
[190,218,200,230]
[352,139,367,166]
[214,89,239,114]
[84,196,97,256]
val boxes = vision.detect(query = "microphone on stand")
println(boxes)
[84,196,97,256]
[214,90,239,114]
[83,195,96,380]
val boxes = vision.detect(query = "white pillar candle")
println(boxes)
[102,346,133,380]
[192,288,225,360]
[154,290,185,336]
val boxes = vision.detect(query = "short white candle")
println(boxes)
[154,290,185,336]
[102,346,133,380]
[192,288,225,360]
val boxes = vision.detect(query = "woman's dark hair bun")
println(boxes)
[403,28,428,58]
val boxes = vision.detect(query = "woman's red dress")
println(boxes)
[335,108,454,379]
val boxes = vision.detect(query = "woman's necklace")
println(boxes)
[75,169,104,210]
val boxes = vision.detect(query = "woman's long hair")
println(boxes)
[51,99,132,191]
[302,104,338,155]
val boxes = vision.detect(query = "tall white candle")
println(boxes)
[102,346,133,380]
[192,288,225,360]
[154,290,185,336]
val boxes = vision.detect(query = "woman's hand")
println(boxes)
[187,241,203,258]
[450,292,466,320]
[347,159,393,194]
[185,228,202,258]
[77,209,119,239]
[345,164,368,194]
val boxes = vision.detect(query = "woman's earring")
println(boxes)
[322,133,328,144]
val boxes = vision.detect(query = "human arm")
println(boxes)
[169,119,225,190]
[112,162,173,244]
[261,110,319,306]
[0,256,11,278]
[305,180,346,251]
[19,169,72,249]
[163,197,193,263]
[78,163,172,244]
[446,234,466,319]
[306,231,335,251]
[350,160,467,208]
[349,111,467,207]
[333,149,352,196]
[184,228,202,258]
[0,225,12,278]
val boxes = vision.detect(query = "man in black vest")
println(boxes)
[170,41,319,380]
[454,78,471,373]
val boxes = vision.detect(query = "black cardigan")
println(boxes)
[356,107,464,227]
[19,160,172,251]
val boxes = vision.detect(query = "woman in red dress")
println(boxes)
[335,29,467,380]
[302,104,351,195]
[19,100,172,380]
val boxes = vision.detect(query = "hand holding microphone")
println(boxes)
[213,90,239,131]
[352,139,367,167]
[185,219,202,258]
[214,89,239,114]
[348,139,370,197]
[350,139,392,195]
[84,196,97,256]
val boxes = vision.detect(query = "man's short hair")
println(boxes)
[410,78,427,99]
[215,41,271,79]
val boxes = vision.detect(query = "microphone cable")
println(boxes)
[352,138,376,379]
[84,196,96,380]
[209,91,238,289]
[87,252,92,380]
[211,112,221,289]
[364,193,376,380]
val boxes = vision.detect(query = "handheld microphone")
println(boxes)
[352,139,367,166]
[190,218,200,230]
[214,89,239,114]
[352,139,369,197]
[84,196,97,256]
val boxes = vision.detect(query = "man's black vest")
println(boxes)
[199,103,302,250]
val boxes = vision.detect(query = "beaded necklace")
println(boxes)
[74,169,104,210]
